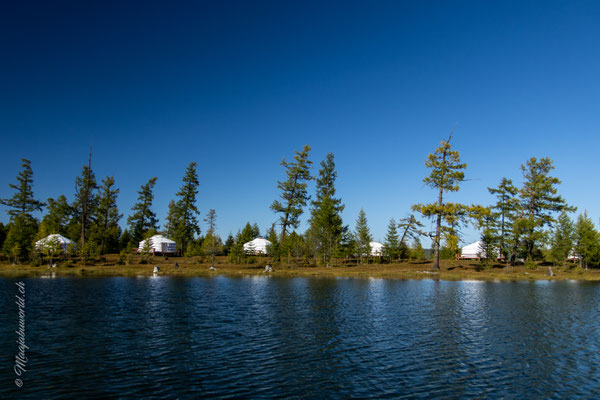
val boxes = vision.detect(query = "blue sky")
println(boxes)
[1,1,599,245]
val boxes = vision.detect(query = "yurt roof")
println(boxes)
[142,234,176,244]
[462,241,484,251]
[37,234,75,244]
[244,238,272,246]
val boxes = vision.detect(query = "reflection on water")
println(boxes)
[1,277,599,398]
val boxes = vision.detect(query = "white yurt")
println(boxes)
[138,235,177,255]
[370,241,384,256]
[243,238,272,255]
[460,241,486,259]
[35,234,75,254]
[567,249,581,261]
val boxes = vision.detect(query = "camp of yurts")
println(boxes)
[243,238,272,255]
[35,234,75,254]
[138,234,177,255]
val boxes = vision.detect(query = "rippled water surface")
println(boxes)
[1,276,600,398]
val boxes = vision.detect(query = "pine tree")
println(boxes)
[170,162,201,255]
[337,227,356,260]
[488,178,520,260]
[119,229,132,251]
[266,224,279,258]
[412,133,469,270]
[383,218,400,262]
[72,154,98,247]
[398,241,410,260]
[1,159,45,261]
[202,209,219,268]
[251,222,261,239]
[128,177,159,244]
[223,233,235,256]
[517,157,574,261]
[573,212,600,269]
[271,145,313,242]
[164,200,179,238]
[411,238,426,260]
[38,195,72,238]
[1,159,45,218]
[308,153,345,264]
[228,230,245,264]
[471,206,500,266]
[355,208,372,263]
[139,234,154,262]
[240,222,255,244]
[94,176,122,254]
[550,211,575,267]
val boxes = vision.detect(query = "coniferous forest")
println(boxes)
[1,137,599,272]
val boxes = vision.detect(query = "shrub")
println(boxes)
[117,250,127,265]
[29,253,42,267]
[525,258,537,270]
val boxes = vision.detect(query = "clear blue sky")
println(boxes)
[1,1,599,245]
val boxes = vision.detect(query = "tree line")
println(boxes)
[1,138,599,269]
[0,156,204,264]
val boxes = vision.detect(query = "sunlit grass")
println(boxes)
[1,255,599,281]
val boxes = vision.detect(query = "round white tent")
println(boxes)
[35,234,75,254]
[243,238,271,255]
[460,241,486,259]
[138,235,177,255]
[370,241,384,256]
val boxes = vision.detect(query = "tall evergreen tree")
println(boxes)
[128,177,159,244]
[383,218,400,262]
[488,178,520,260]
[517,157,574,261]
[164,200,178,238]
[251,222,261,239]
[271,145,313,242]
[550,211,575,267]
[72,155,98,246]
[223,233,235,256]
[202,209,219,268]
[38,195,72,238]
[170,162,201,255]
[1,159,45,218]
[308,153,345,264]
[228,230,245,264]
[471,206,500,264]
[240,222,255,244]
[266,224,279,258]
[354,208,372,263]
[0,159,45,261]
[94,176,122,254]
[412,133,469,270]
[573,212,600,269]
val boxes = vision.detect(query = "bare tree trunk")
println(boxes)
[432,213,441,270]
[432,178,444,270]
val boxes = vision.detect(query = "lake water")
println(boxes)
[1,276,599,398]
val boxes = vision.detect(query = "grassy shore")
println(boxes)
[1,255,599,281]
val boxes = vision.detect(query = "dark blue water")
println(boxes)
[1,276,599,399]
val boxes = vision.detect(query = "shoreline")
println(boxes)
[1,260,599,281]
